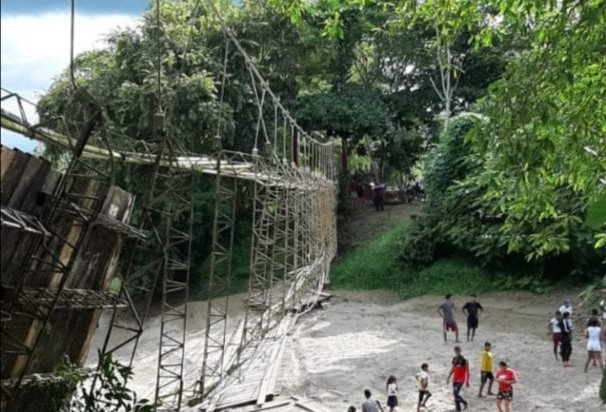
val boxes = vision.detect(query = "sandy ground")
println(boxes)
[85,288,604,411]
[279,290,604,412]
[87,293,249,401]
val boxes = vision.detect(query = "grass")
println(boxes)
[331,220,407,290]
[331,220,504,298]
[400,258,500,298]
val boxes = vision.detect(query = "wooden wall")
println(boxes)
[0,146,135,410]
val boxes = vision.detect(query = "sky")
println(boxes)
[1,0,147,152]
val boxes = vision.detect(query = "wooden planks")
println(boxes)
[199,314,298,412]
[0,146,137,411]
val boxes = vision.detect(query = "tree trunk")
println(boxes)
[341,136,348,173]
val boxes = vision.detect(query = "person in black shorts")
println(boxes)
[463,294,484,342]
[495,360,517,412]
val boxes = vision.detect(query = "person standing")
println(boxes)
[478,341,495,397]
[584,318,604,373]
[559,299,574,329]
[362,389,384,412]
[548,311,562,360]
[462,294,484,342]
[438,294,459,343]
[415,363,432,412]
[495,360,517,412]
[373,181,385,211]
[600,299,606,328]
[559,312,573,367]
[587,308,601,327]
[385,375,398,412]
[447,346,470,411]
[356,180,366,207]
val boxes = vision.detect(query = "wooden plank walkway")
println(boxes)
[196,314,297,411]
[182,292,333,412]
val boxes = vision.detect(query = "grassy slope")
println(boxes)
[331,220,500,298]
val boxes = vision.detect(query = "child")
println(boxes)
[386,375,398,411]
[584,318,604,373]
[548,311,562,360]
[415,363,432,412]
[495,360,517,412]
[478,341,495,397]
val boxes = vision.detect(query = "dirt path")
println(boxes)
[337,200,421,255]
[281,290,603,412]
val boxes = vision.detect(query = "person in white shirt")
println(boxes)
[584,318,604,373]
[559,299,573,318]
[386,375,398,412]
[362,389,383,412]
[600,300,606,327]
[415,363,432,412]
[548,311,562,360]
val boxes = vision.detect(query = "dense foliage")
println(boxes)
[37,0,605,297]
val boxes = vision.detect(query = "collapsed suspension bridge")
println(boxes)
[0,16,338,412]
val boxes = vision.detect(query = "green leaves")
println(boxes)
[586,193,606,230]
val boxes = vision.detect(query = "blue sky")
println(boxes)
[1,0,147,152]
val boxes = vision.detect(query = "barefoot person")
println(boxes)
[438,294,459,343]
[495,360,517,412]
[447,346,469,411]
[415,363,432,411]
[558,312,573,367]
[548,311,562,360]
[584,318,604,372]
[462,294,484,342]
[478,341,495,397]
[386,375,398,412]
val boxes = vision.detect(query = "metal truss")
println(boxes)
[2,21,339,410]
[1,287,127,314]
[154,167,194,412]
[198,151,239,397]
[95,114,193,411]
[0,207,51,237]
[0,87,114,409]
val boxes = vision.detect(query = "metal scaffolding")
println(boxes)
[0,11,338,411]
[0,87,115,407]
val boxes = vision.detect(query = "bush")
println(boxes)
[399,214,438,267]
[398,258,498,298]
[332,218,508,298]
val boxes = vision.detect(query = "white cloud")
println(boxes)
[1,12,140,98]
[1,12,140,151]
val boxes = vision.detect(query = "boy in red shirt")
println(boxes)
[495,360,517,412]
[447,346,469,411]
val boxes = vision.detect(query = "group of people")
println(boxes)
[350,293,605,412]
[548,298,605,372]
[349,177,386,211]
[349,177,425,212]
[350,344,516,412]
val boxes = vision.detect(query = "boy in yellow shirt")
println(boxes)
[478,341,495,397]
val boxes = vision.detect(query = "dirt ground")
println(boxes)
[280,289,604,412]
[337,198,421,255]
